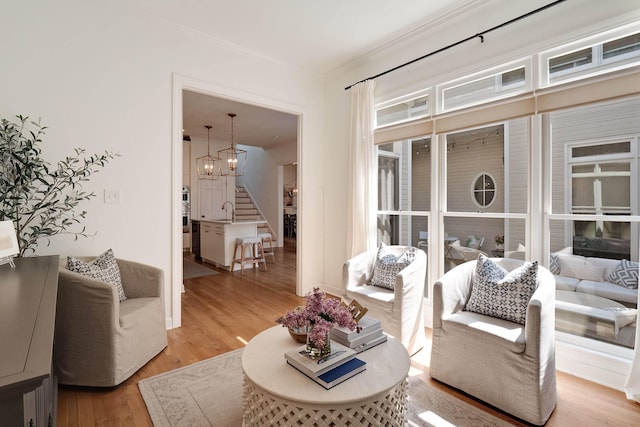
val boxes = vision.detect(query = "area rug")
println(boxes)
[183,258,219,280]
[139,349,513,427]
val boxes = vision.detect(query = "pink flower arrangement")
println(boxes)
[276,287,359,349]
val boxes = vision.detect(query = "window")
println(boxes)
[471,173,496,208]
[542,28,640,86]
[438,61,529,112]
[376,137,431,296]
[549,97,639,349]
[372,22,640,384]
[376,92,429,128]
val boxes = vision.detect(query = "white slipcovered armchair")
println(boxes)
[343,245,427,355]
[430,258,556,425]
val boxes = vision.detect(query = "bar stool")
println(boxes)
[231,236,267,275]
[258,232,275,262]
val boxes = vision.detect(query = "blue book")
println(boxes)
[287,357,367,389]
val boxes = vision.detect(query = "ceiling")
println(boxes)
[182,90,299,148]
[166,0,480,148]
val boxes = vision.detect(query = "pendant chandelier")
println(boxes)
[218,113,247,177]
[196,125,220,180]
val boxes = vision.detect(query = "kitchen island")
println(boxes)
[199,219,266,271]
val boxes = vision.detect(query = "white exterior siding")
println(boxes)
[550,97,640,252]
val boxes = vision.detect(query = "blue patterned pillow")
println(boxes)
[67,249,127,302]
[370,244,416,290]
[608,259,639,289]
[465,254,539,325]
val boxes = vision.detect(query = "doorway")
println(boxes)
[171,75,302,328]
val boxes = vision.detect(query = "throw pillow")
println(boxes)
[465,254,539,325]
[558,256,587,279]
[562,261,605,282]
[549,253,561,275]
[67,249,127,302]
[608,259,639,289]
[370,244,416,290]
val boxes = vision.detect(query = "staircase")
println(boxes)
[234,186,273,237]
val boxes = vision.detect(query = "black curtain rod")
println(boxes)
[345,0,567,91]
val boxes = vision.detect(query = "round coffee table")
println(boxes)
[241,326,410,426]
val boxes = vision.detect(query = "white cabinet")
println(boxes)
[201,222,225,265]
[195,177,235,220]
[199,221,263,270]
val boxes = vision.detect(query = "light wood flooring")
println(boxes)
[57,246,640,426]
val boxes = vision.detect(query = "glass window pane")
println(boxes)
[603,32,640,60]
[443,217,526,271]
[376,213,429,298]
[549,98,639,349]
[442,66,526,111]
[445,121,527,214]
[549,220,636,349]
[551,98,639,217]
[378,156,399,211]
[376,94,429,127]
[377,138,431,212]
[572,141,630,157]
[549,47,592,74]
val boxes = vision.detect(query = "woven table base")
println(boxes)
[242,376,408,426]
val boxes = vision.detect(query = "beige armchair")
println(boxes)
[430,258,556,425]
[55,257,168,387]
[343,245,427,355]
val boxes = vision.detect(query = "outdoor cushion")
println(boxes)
[576,280,638,305]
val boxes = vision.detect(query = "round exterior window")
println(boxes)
[471,173,496,208]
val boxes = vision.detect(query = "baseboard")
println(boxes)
[555,331,633,391]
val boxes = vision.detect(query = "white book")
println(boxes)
[340,328,384,348]
[351,333,388,354]
[284,340,356,378]
[331,315,381,340]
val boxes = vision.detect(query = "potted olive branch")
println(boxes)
[0,115,118,257]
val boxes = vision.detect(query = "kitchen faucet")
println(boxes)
[221,201,235,222]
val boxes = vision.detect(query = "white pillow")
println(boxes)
[562,260,605,282]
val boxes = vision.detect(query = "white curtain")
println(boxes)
[624,262,640,402]
[347,80,376,258]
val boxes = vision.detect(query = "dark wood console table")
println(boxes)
[0,255,59,427]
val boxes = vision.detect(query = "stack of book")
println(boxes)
[330,315,387,353]
[284,341,366,389]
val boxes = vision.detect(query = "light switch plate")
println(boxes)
[104,189,122,204]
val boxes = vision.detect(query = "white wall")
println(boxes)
[0,0,324,327]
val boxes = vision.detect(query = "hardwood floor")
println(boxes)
[57,246,640,426]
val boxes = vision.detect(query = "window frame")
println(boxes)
[539,22,640,88]
[436,59,532,114]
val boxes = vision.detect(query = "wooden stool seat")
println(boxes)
[258,232,275,261]
[231,236,267,275]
